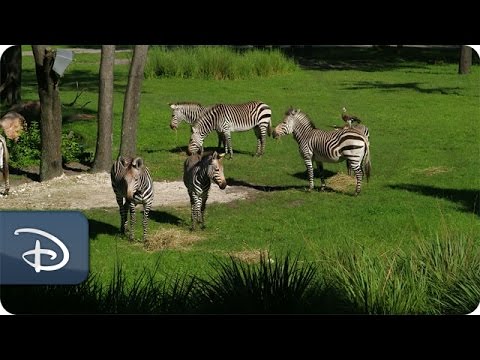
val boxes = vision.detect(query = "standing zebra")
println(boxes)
[183,151,227,230]
[111,156,154,242]
[331,123,370,176]
[0,135,9,195]
[273,108,371,195]
[169,102,225,149]
[187,101,272,158]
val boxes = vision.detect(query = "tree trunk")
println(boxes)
[119,45,149,158]
[91,45,115,173]
[0,45,22,106]
[458,45,472,74]
[32,45,63,181]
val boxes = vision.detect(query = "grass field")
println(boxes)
[2,46,479,314]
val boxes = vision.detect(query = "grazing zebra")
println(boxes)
[169,102,225,149]
[0,135,9,195]
[187,101,272,158]
[183,151,227,230]
[273,108,371,195]
[111,156,154,242]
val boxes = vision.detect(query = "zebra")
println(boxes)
[331,123,370,176]
[273,108,371,195]
[169,102,225,149]
[183,151,227,230]
[0,135,9,195]
[187,101,272,158]
[111,156,154,242]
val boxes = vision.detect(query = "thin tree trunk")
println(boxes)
[119,45,148,158]
[91,45,115,172]
[458,45,472,74]
[0,45,22,106]
[32,45,63,181]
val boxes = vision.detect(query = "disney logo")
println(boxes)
[15,228,70,273]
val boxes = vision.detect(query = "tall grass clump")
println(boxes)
[195,252,318,313]
[320,233,480,314]
[145,46,298,80]
[1,260,197,314]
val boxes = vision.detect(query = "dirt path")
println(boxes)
[0,172,259,210]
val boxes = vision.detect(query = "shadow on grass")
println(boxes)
[388,184,480,216]
[226,177,305,192]
[88,219,119,240]
[343,81,461,95]
[149,210,183,225]
[291,169,337,181]
[281,46,474,72]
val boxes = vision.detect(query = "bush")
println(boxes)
[7,121,92,168]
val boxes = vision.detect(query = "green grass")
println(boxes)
[2,46,479,314]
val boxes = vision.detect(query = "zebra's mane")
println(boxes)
[286,108,317,129]
[175,102,203,107]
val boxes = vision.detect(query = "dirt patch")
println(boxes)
[413,166,450,176]
[228,249,272,264]
[0,171,260,210]
[145,228,203,251]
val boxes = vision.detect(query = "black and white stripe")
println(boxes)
[333,123,370,176]
[187,101,272,158]
[111,156,154,241]
[169,102,225,149]
[273,108,371,195]
[0,135,9,195]
[183,151,227,230]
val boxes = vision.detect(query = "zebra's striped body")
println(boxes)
[183,151,227,230]
[333,123,370,176]
[169,102,224,149]
[273,108,371,195]
[0,135,9,195]
[187,101,272,158]
[111,156,154,241]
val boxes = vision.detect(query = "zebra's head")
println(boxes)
[169,103,185,130]
[122,156,146,201]
[272,108,299,139]
[187,128,204,155]
[207,151,227,190]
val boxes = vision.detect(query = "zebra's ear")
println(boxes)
[132,157,144,169]
[218,153,226,159]
[169,103,176,109]
[119,156,128,166]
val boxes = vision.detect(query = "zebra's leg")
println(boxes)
[259,124,268,156]
[129,202,136,241]
[304,157,315,191]
[254,126,262,157]
[351,164,364,195]
[142,201,152,243]
[346,160,352,176]
[217,131,225,150]
[200,193,208,229]
[117,195,128,235]
[224,131,233,159]
[190,193,202,231]
[316,161,326,191]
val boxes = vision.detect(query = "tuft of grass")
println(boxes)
[145,46,298,80]
[196,252,317,313]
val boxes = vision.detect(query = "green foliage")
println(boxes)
[145,46,298,80]
[7,121,41,168]
[8,122,92,168]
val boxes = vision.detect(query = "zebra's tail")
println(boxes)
[267,119,272,137]
[363,139,371,182]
